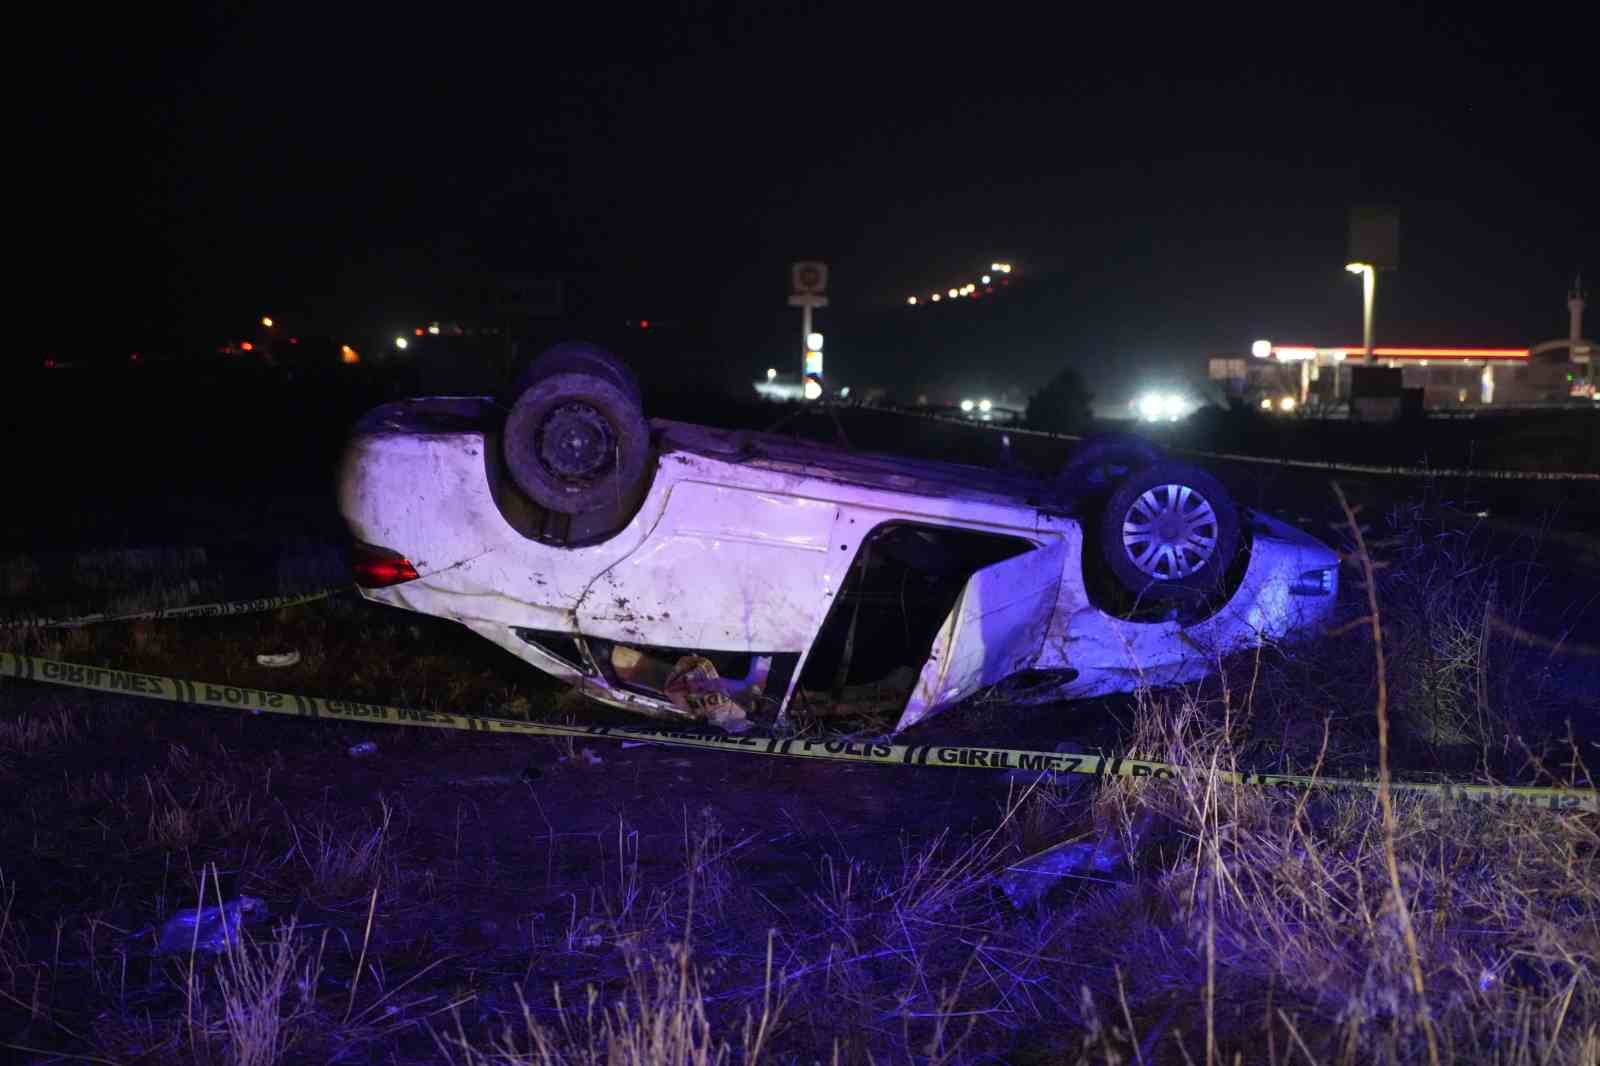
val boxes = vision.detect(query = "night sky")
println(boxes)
[21,2,1599,401]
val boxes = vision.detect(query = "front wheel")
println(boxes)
[1097,461,1240,602]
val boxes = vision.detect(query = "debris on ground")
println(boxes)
[664,654,751,733]
[154,896,267,954]
[348,740,379,758]
[255,649,301,667]
[996,811,1155,908]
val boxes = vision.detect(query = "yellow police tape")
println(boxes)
[0,588,343,630]
[2,651,1594,814]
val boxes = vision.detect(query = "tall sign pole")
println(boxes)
[1347,207,1399,366]
[788,261,829,400]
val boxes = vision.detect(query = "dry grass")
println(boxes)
[1077,689,1600,1064]
[3,501,1598,1064]
[203,917,326,1066]
[286,796,395,899]
[143,770,262,852]
[435,937,786,1066]
[0,705,82,754]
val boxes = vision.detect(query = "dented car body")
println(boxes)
[339,397,1340,733]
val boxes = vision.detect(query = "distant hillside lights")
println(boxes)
[907,263,1013,306]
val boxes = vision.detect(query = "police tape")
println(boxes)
[902,410,1600,482]
[0,588,346,630]
[2,651,1594,814]
[1168,446,1600,483]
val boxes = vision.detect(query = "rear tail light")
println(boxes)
[352,542,420,588]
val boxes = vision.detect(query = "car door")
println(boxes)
[894,537,1067,732]
[573,479,840,652]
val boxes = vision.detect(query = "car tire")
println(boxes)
[516,341,641,404]
[502,366,652,517]
[1097,461,1240,602]
[1055,432,1165,497]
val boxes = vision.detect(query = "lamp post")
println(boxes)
[1346,262,1376,363]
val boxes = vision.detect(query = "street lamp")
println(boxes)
[766,367,777,381]
[1346,262,1376,363]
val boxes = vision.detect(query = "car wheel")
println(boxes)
[515,341,641,404]
[1097,461,1240,602]
[502,364,652,517]
[1055,432,1164,496]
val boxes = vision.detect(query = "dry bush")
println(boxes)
[1077,692,1600,1065]
[0,867,20,992]
[200,918,327,1066]
[675,807,752,930]
[1005,774,1089,857]
[558,810,750,956]
[1372,502,1520,748]
[287,797,395,898]
[1224,495,1589,779]
[142,771,261,851]
[0,704,83,753]
[434,936,785,1066]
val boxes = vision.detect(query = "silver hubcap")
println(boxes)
[1121,483,1219,580]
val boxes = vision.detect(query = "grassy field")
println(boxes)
[2,375,1598,1063]
[2,483,1598,1064]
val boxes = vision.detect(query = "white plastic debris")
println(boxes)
[348,741,379,758]
[156,896,266,954]
[255,650,301,668]
[996,812,1155,908]
[997,838,1127,908]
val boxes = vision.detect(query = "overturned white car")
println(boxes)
[338,343,1339,733]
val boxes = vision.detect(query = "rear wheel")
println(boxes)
[1097,461,1240,603]
[515,341,641,404]
[1055,432,1164,497]
[502,346,651,518]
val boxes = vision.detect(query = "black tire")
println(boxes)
[1097,461,1240,602]
[1056,432,1164,496]
[502,369,652,516]
[516,341,641,404]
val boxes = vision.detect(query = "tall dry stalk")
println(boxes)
[1333,480,1438,1066]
